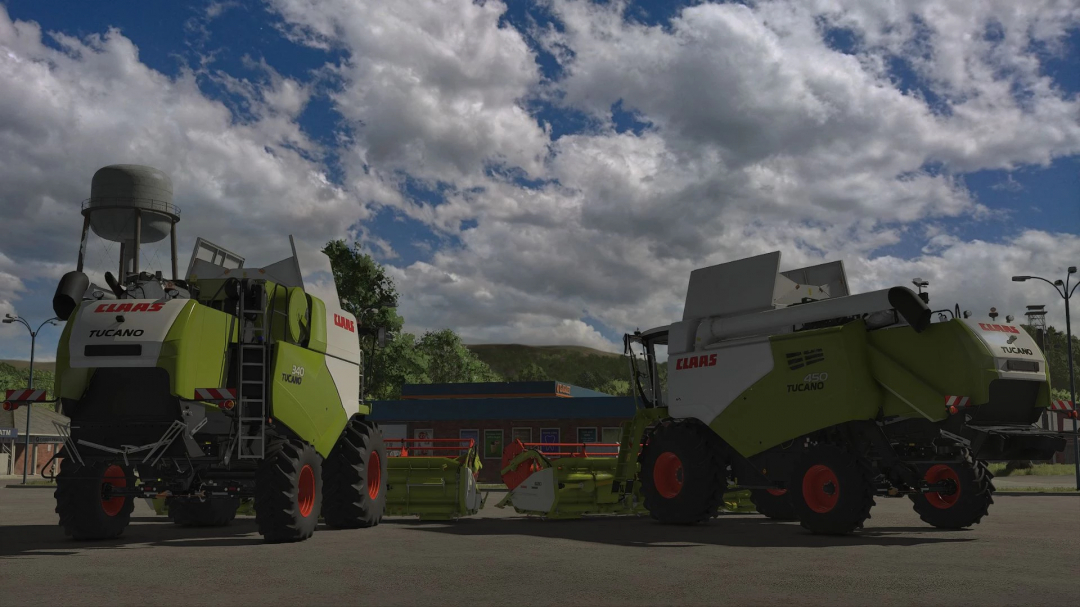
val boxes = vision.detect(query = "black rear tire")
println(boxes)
[909,455,994,529]
[322,418,387,529]
[640,419,727,525]
[255,440,322,543]
[789,444,876,535]
[55,458,135,540]
[168,496,241,527]
[750,488,797,521]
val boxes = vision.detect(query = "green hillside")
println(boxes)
[466,344,667,396]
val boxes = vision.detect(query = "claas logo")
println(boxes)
[675,353,717,370]
[94,302,165,313]
[333,314,356,332]
[978,323,1020,334]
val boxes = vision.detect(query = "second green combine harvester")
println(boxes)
[499,252,1069,533]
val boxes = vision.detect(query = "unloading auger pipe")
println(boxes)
[696,286,931,346]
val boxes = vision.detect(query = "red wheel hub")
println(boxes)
[368,451,382,499]
[767,488,787,497]
[923,464,961,509]
[298,464,315,518]
[100,465,126,517]
[802,464,840,513]
[653,452,684,498]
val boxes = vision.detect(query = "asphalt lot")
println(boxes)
[1,487,1077,606]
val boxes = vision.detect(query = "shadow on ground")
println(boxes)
[393,513,976,549]
[0,516,266,558]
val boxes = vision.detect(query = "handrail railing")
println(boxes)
[517,442,629,458]
[385,438,476,457]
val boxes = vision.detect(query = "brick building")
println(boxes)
[0,406,68,478]
[368,381,635,483]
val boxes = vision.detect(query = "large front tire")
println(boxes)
[322,418,387,529]
[55,459,135,540]
[255,440,322,543]
[789,444,876,535]
[640,419,727,525]
[909,457,994,529]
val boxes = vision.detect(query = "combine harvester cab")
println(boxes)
[619,251,1071,535]
[40,165,387,543]
[383,438,484,520]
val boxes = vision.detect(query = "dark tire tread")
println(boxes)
[54,458,135,540]
[322,418,387,529]
[790,443,876,535]
[640,419,728,525]
[254,439,322,543]
[910,452,994,529]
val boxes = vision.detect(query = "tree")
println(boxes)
[417,329,501,384]
[510,363,548,382]
[368,333,430,400]
[322,240,502,399]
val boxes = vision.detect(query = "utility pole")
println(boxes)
[1013,268,1080,490]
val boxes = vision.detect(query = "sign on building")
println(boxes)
[0,427,17,439]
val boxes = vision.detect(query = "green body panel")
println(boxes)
[710,318,1052,458]
[158,301,235,399]
[54,307,91,400]
[384,454,482,520]
[270,342,347,457]
[307,297,328,354]
[714,322,881,457]
[867,320,1049,413]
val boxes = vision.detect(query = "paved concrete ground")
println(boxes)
[1,487,1077,606]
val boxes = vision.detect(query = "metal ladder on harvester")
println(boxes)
[236,279,269,460]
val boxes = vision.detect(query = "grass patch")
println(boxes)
[996,486,1078,493]
[987,463,1075,477]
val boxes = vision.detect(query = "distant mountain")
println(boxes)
[466,343,666,396]
[1,360,57,372]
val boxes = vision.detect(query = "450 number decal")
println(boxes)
[788,371,829,393]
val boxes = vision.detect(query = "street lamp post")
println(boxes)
[1013,267,1080,490]
[2,314,59,484]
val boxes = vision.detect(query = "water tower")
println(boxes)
[76,165,181,280]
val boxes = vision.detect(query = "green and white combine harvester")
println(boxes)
[45,165,388,542]
[497,252,1071,533]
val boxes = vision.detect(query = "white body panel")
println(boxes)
[668,337,775,422]
[464,471,482,512]
[67,299,188,368]
[964,320,1047,382]
[510,467,556,512]
[323,304,362,365]
[325,356,360,417]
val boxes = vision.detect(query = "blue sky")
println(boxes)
[0,0,1078,360]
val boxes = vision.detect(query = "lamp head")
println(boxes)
[1069,266,1077,274]
[1011,276,1029,282]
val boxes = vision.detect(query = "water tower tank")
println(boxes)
[86,164,177,243]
